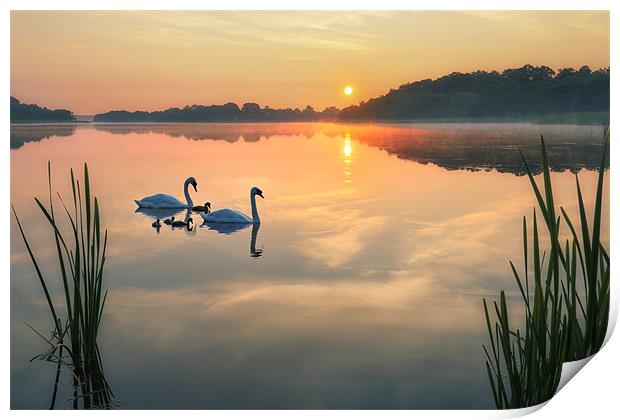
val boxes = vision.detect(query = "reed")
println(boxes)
[483,132,609,409]
[12,162,113,409]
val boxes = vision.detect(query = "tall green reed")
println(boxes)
[12,162,113,409]
[483,132,609,409]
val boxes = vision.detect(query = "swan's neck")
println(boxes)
[250,192,260,223]
[183,179,194,208]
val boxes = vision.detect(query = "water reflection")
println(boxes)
[10,123,609,409]
[10,124,77,149]
[200,222,264,258]
[250,224,263,258]
[136,205,265,258]
[343,133,353,184]
[90,122,609,175]
[42,347,115,409]
[135,207,185,219]
[202,221,251,235]
[93,122,317,143]
[343,134,352,158]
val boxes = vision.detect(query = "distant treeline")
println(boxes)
[340,65,610,122]
[10,96,76,123]
[12,64,611,124]
[93,103,340,123]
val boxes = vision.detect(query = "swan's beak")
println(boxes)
[193,183,198,192]
[257,192,264,199]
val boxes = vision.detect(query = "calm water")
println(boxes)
[10,122,609,409]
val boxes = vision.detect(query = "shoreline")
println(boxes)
[10,119,608,127]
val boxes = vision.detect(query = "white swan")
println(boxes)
[201,187,263,224]
[135,177,198,209]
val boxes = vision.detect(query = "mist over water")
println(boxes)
[10,122,609,409]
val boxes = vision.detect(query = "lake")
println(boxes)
[10,122,609,409]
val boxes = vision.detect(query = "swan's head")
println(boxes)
[187,177,198,192]
[205,202,211,209]
[251,187,264,199]
[187,217,193,225]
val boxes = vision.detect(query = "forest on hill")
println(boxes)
[339,65,609,122]
[11,65,610,124]
[10,97,76,123]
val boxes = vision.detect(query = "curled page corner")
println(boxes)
[555,355,595,395]
[602,291,618,348]
[492,355,597,418]
[549,277,619,400]
[497,355,600,418]
[499,401,548,418]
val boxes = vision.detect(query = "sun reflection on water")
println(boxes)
[10,122,609,409]
[343,133,353,183]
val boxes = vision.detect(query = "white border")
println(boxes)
[3,2,616,419]
[2,0,617,11]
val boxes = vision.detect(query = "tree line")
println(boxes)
[11,64,610,123]
[339,65,609,121]
[10,96,76,123]
[93,103,340,122]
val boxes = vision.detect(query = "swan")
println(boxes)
[163,216,175,225]
[135,177,198,209]
[201,187,263,224]
[192,202,211,213]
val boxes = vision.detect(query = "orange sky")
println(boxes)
[11,11,610,115]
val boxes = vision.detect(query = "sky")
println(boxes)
[11,11,610,115]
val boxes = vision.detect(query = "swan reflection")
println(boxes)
[137,208,196,234]
[201,222,263,258]
[135,207,185,219]
[249,223,263,258]
[135,206,263,257]
[202,221,251,235]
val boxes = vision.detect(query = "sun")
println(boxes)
[344,86,353,96]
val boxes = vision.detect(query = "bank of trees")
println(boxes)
[339,65,610,121]
[94,103,340,122]
[11,97,76,123]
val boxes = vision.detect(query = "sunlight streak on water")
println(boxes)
[10,122,609,409]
